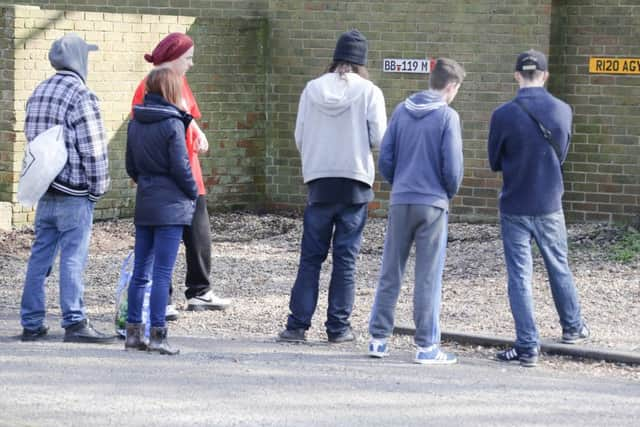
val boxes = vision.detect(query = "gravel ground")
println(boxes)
[1,212,638,381]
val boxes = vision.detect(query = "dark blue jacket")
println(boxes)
[126,93,198,226]
[488,87,572,215]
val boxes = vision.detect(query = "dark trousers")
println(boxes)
[286,202,368,335]
[169,195,212,300]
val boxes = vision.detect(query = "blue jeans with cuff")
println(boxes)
[21,193,95,330]
[500,210,583,353]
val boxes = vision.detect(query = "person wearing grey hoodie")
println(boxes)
[368,58,465,364]
[277,30,387,343]
[20,34,113,344]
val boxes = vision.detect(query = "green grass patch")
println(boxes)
[611,229,640,263]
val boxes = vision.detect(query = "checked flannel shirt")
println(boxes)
[24,70,109,202]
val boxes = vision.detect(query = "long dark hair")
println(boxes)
[324,61,370,80]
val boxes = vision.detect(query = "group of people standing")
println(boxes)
[19,32,230,355]
[18,29,589,367]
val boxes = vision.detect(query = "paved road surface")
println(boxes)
[1,317,638,427]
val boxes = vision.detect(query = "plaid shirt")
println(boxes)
[24,71,109,201]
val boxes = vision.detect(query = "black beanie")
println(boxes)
[333,29,368,66]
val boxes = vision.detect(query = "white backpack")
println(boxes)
[17,125,67,207]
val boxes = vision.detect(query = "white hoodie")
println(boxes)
[294,72,387,186]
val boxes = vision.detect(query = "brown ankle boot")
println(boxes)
[124,323,147,351]
[148,326,179,355]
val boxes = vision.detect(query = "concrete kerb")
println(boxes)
[393,326,640,366]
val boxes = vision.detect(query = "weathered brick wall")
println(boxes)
[264,0,556,221]
[549,0,640,223]
[1,2,268,226]
[1,0,639,227]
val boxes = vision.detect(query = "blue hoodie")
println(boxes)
[378,90,463,210]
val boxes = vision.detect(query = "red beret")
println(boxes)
[144,33,193,65]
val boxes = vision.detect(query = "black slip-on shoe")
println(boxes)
[64,319,116,344]
[327,327,356,344]
[21,325,49,342]
[276,328,306,343]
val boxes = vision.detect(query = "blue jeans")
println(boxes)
[21,193,95,330]
[500,210,583,352]
[286,202,368,335]
[369,205,448,347]
[128,225,183,328]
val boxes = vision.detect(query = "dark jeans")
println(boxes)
[172,195,211,300]
[286,202,368,335]
[128,225,183,327]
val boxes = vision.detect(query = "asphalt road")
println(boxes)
[1,318,639,427]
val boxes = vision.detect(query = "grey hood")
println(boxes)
[305,72,371,116]
[403,90,447,119]
[49,33,98,82]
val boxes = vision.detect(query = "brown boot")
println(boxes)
[124,323,147,351]
[148,326,179,355]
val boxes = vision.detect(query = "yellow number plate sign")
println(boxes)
[589,57,640,74]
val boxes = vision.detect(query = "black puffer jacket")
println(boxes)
[126,93,198,226]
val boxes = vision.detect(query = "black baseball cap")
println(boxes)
[515,49,547,72]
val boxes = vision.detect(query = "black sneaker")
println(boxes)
[276,328,306,343]
[561,324,590,344]
[63,319,116,344]
[327,327,355,344]
[496,347,539,367]
[21,325,49,342]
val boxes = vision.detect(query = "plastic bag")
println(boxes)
[115,251,151,338]
[18,125,68,207]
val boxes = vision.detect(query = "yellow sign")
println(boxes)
[589,57,640,74]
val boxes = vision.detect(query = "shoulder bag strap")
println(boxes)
[514,99,564,164]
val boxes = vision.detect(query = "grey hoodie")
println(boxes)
[294,72,387,186]
[49,34,98,82]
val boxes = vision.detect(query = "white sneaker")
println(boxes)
[165,304,179,321]
[368,338,389,358]
[186,290,232,311]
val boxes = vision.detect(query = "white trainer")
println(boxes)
[368,338,389,358]
[186,290,232,311]
[165,304,179,321]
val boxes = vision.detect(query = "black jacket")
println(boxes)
[126,93,198,226]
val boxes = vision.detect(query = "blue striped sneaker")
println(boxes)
[414,345,457,365]
[368,338,389,358]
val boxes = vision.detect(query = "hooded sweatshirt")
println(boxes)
[378,90,463,210]
[294,72,387,187]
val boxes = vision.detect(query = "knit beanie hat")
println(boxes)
[144,33,194,66]
[333,29,368,66]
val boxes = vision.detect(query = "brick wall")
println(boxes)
[1,0,638,227]
[0,6,18,226]
[264,0,556,221]
[2,2,268,226]
[549,0,640,223]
